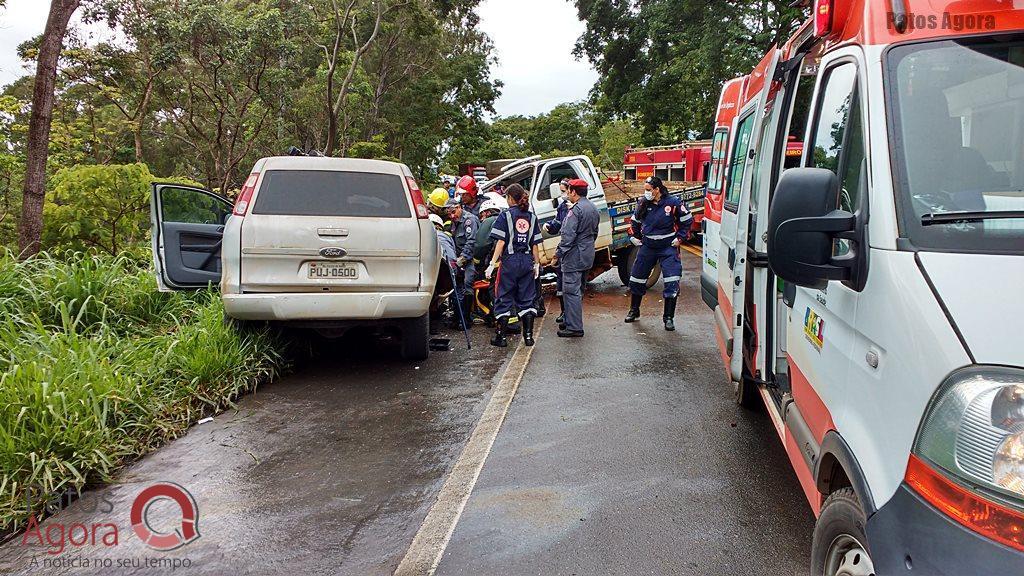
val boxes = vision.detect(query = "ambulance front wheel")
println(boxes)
[811,488,876,576]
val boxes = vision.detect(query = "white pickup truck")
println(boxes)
[480,155,614,280]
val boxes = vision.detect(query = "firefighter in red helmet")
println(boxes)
[457,175,482,218]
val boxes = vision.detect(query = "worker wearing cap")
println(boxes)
[555,178,600,338]
[543,178,573,324]
[624,176,693,331]
[457,175,482,218]
[485,184,542,347]
[446,197,479,328]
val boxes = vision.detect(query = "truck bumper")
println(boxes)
[866,483,1024,575]
[223,292,432,321]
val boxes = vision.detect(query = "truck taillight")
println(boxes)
[233,172,260,217]
[814,0,833,37]
[407,176,429,219]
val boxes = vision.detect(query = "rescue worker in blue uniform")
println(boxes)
[446,197,479,328]
[624,176,693,331]
[485,184,543,348]
[543,178,572,325]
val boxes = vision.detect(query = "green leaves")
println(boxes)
[574,0,805,141]
[0,251,287,532]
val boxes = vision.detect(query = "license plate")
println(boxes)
[308,262,359,279]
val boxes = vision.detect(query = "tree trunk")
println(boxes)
[17,0,81,258]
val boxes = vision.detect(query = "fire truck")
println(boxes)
[706,1,1024,574]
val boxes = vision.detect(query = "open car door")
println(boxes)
[716,48,781,383]
[150,183,233,291]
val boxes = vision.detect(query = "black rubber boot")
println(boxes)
[663,297,677,331]
[624,294,643,323]
[522,314,536,347]
[556,296,565,325]
[490,317,508,347]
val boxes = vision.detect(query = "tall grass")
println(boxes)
[0,251,287,532]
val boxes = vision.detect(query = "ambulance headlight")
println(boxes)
[915,367,1024,503]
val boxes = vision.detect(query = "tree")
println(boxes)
[574,0,804,143]
[17,0,82,258]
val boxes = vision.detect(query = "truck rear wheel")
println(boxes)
[811,488,875,576]
[400,314,430,361]
[623,246,660,289]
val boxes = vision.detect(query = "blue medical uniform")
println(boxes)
[628,195,693,298]
[490,206,543,319]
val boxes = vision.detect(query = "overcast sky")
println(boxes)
[0,0,597,118]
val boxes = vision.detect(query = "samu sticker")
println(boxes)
[803,307,825,352]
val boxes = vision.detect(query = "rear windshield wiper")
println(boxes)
[921,210,1024,226]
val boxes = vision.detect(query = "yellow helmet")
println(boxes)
[429,188,450,208]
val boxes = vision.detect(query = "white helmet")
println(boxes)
[479,198,506,215]
[482,192,509,210]
[428,213,444,228]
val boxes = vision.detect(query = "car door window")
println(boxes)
[161,186,231,224]
[538,162,581,200]
[707,129,729,194]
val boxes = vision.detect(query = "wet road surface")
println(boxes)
[0,253,813,575]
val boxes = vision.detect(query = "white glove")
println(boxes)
[630,237,642,247]
[533,263,541,279]
[485,263,496,279]
[456,256,468,268]
[671,238,681,248]
[542,223,551,234]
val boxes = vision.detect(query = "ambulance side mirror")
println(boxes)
[767,168,866,292]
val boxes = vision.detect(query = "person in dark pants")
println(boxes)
[624,176,693,331]
[555,179,600,338]
[485,184,543,347]
[543,178,572,325]
[446,198,479,328]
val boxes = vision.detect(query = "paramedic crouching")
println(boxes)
[624,176,692,331]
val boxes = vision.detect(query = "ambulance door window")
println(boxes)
[725,113,756,211]
[807,62,864,255]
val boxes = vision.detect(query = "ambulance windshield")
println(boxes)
[888,37,1024,254]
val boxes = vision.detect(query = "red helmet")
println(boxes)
[457,175,479,199]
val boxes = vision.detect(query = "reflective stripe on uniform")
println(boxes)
[629,276,648,284]
[645,232,676,240]
[491,228,506,238]
[662,276,682,282]
[517,308,538,317]
[506,211,516,255]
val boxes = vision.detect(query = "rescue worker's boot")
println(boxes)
[624,294,643,323]
[490,317,508,348]
[663,297,677,332]
[556,297,565,326]
[522,314,536,347]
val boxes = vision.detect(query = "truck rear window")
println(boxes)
[252,170,411,218]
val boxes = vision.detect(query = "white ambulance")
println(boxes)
[708,1,1024,574]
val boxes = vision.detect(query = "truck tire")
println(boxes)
[400,314,430,361]
[624,246,660,289]
[811,488,875,576]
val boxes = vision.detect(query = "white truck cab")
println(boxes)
[481,155,614,274]
[708,2,1024,574]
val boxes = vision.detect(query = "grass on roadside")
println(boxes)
[0,251,287,533]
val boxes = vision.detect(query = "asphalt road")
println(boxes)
[0,252,813,575]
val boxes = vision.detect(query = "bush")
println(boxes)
[0,251,287,532]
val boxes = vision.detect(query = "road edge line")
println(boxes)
[393,315,544,576]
